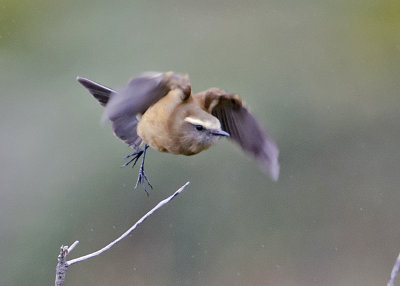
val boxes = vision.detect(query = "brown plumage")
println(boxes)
[77,71,279,189]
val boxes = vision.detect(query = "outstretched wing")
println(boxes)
[103,72,191,148]
[197,89,279,180]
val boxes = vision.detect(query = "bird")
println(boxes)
[77,71,279,193]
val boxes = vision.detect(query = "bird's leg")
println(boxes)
[123,149,142,168]
[134,145,153,195]
[123,144,153,194]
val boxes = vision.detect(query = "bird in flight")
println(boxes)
[77,72,279,193]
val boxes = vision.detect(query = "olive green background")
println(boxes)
[1,0,400,285]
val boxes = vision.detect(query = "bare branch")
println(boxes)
[68,241,79,253]
[388,252,400,286]
[54,182,190,285]
[55,246,69,286]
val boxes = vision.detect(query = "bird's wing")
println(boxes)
[198,89,279,180]
[104,72,191,148]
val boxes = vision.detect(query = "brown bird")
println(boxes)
[77,72,279,192]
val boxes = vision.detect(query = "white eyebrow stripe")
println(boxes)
[184,116,220,130]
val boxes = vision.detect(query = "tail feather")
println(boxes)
[77,76,115,106]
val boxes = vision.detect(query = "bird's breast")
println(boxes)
[137,89,216,156]
[137,89,187,154]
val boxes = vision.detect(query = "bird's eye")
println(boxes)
[195,125,204,131]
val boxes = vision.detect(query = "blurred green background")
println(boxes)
[1,0,400,285]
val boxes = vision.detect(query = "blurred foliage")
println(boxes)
[1,0,400,285]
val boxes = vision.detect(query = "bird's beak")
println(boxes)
[212,130,230,137]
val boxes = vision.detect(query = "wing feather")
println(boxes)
[202,91,279,180]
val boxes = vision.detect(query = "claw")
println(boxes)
[122,155,140,168]
[123,144,152,194]
[134,168,153,196]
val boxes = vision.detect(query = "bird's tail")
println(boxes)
[76,76,115,106]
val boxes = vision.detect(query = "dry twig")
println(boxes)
[55,182,190,286]
[388,252,400,286]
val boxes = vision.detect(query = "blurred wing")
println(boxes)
[104,72,191,148]
[204,91,279,180]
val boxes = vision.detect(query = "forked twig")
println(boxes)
[55,182,190,286]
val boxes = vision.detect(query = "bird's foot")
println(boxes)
[135,163,153,196]
[123,148,144,168]
[123,145,153,195]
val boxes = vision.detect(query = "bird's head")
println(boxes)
[178,114,229,154]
